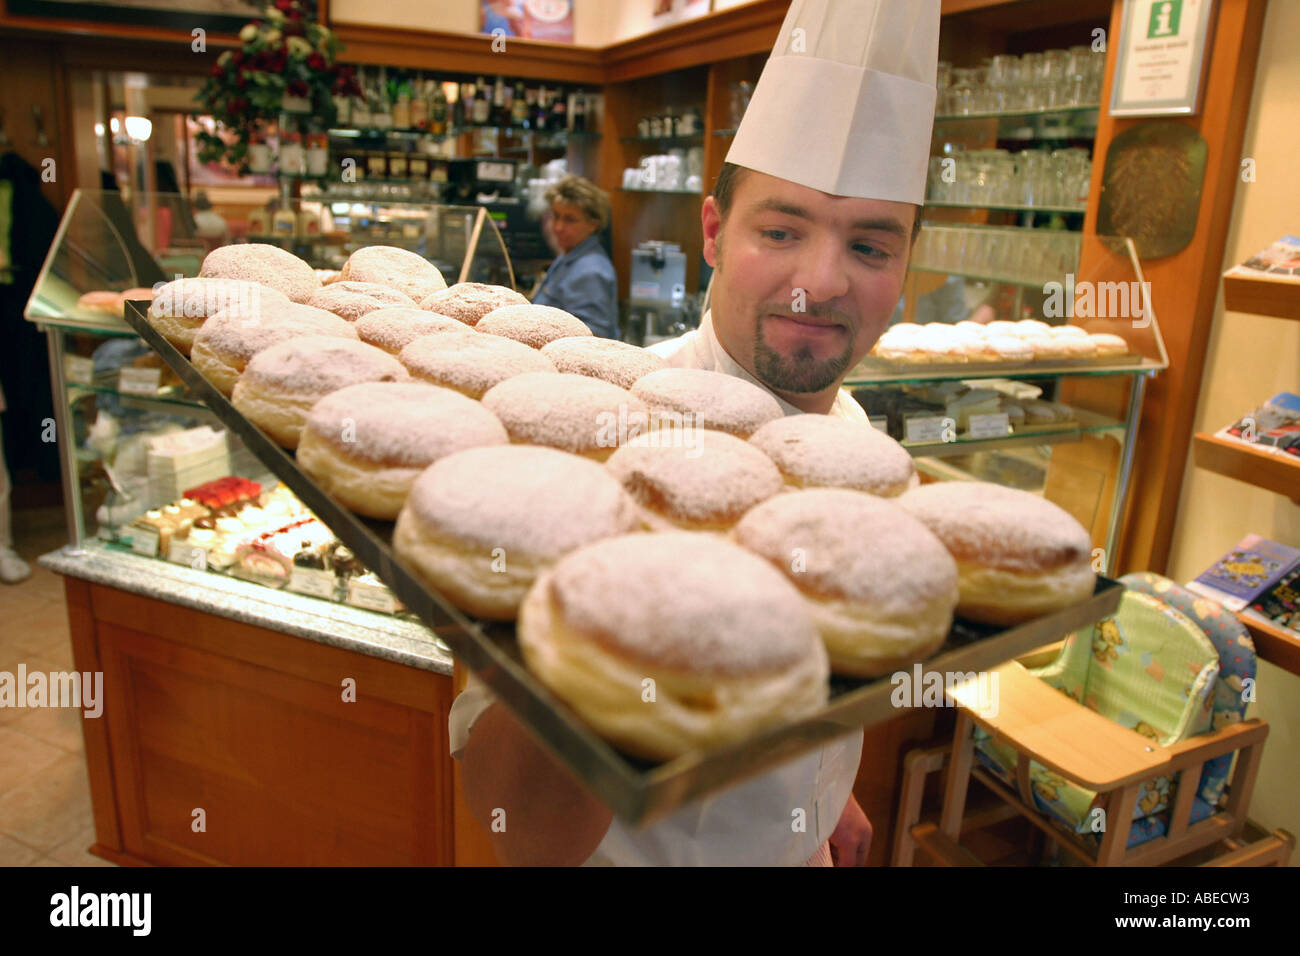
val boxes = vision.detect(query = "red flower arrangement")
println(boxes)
[194,0,359,171]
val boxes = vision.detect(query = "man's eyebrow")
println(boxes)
[751,199,909,239]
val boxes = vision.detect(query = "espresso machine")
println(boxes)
[626,240,692,346]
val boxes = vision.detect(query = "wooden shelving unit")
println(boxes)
[1237,612,1300,678]
[1192,432,1300,501]
[1223,272,1300,321]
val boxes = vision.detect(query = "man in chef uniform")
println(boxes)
[452,0,939,866]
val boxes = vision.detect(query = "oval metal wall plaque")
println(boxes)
[1097,121,1208,260]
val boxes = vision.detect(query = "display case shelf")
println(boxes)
[900,408,1124,458]
[1222,273,1300,321]
[618,187,704,196]
[1192,432,1300,500]
[620,133,705,144]
[924,200,1087,215]
[934,103,1101,122]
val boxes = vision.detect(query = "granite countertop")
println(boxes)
[40,543,455,676]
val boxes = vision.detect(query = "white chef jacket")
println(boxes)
[448,309,866,865]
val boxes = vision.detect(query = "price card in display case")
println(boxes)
[905,415,955,444]
[289,567,337,600]
[64,355,95,386]
[968,413,1012,439]
[130,526,160,557]
[347,578,403,614]
[117,367,162,395]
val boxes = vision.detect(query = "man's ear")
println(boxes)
[702,196,722,267]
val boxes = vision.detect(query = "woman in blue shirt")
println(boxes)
[533,176,620,339]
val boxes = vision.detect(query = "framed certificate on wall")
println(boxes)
[1111,0,1216,117]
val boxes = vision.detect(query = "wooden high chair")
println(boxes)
[892,575,1295,868]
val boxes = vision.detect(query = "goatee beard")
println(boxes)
[752,315,854,394]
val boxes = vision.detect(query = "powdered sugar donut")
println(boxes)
[419,282,530,326]
[631,367,783,438]
[748,414,917,497]
[517,532,828,761]
[393,445,640,620]
[199,243,320,303]
[231,337,409,448]
[897,482,1096,625]
[476,304,593,348]
[605,429,783,532]
[306,281,416,321]
[192,304,358,395]
[539,337,667,389]
[297,382,508,519]
[354,307,473,354]
[1089,333,1129,357]
[339,246,447,302]
[399,331,556,398]
[146,277,291,355]
[481,372,648,460]
[734,489,957,677]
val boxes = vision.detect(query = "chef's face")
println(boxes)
[703,170,913,410]
[551,202,599,254]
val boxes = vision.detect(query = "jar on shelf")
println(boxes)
[247,124,273,175]
[306,133,329,177]
[279,130,305,176]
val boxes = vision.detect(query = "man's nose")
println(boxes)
[792,236,850,303]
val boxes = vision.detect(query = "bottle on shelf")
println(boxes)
[572,91,587,134]
[352,67,372,128]
[371,68,394,129]
[272,202,297,236]
[431,82,449,137]
[550,86,567,131]
[393,73,412,129]
[512,80,529,128]
[451,82,466,130]
[409,74,428,131]
[472,77,491,125]
[523,86,538,131]
[492,76,508,128]
[534,85,548,131]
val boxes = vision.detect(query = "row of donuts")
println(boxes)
[146,242,1098,759]
[871,318,1130,365]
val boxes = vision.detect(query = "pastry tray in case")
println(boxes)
[124,302,1124,826]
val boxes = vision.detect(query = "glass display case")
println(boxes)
[847,233,1167,574]
[25,189,515,616]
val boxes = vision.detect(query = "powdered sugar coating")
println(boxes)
[547,533,821,676]
[420,282,529,326]
[195,305,358,362]
[241,336,409,395]
[399,331,556,398]
[481,372,647,455]
[897,482,1092,573]
[476,304,594,348]
[148,277,290,320]
[355,308,473,353]
[341,246,447,302]
[405,445,639,557]
[304,381,507,466]
[199,243,321,303]
[306,281,416,321]
[605,429,783,526]
[748,414,916,496]
[540,337,668,389]
[631,367,784,437]
[734,489,957,610]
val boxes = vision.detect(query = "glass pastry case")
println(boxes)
[25,188,515,619]
[846,232,1168,573]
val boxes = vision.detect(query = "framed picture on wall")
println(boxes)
[4,0,329,37]
[1111,0,1216,116]
[652,0,712,29]
[479,0,575,44]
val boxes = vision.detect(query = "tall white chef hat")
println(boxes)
[726,0,940,205]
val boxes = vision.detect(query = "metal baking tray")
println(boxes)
[124,302,1124,825]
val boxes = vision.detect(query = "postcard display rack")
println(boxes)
[30,190,1148,825]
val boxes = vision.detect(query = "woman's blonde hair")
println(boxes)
[545,175,611,231]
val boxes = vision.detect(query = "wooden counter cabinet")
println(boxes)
[62,576,501,867]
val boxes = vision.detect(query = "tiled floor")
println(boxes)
[1,505,114,867]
